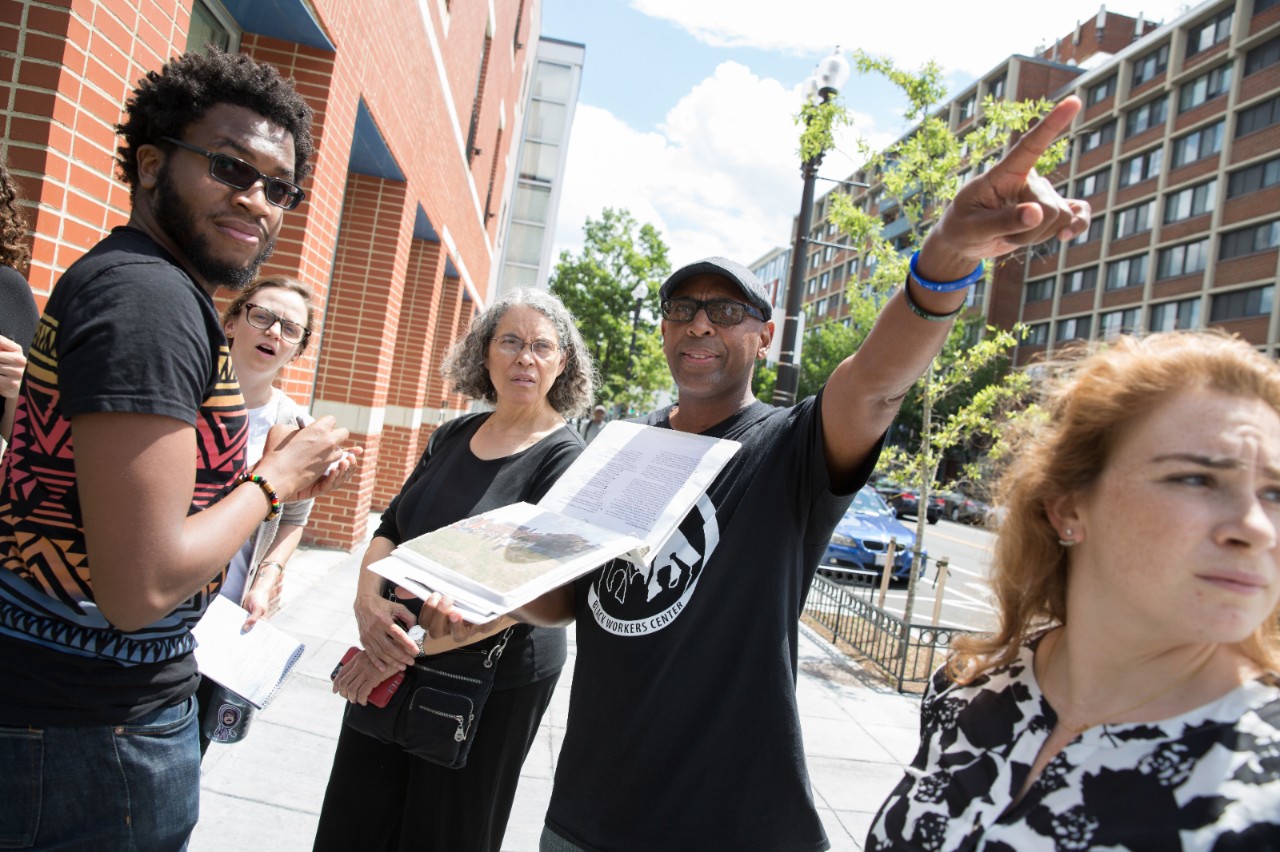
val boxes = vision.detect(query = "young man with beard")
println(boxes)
[0,51,354,849]
[412,99,1092,851]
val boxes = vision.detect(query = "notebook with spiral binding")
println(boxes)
[191,596,306,708]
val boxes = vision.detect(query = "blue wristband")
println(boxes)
[909,250,984,292]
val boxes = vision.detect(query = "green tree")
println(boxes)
[809,51,1068,617]
[549,208,672,413]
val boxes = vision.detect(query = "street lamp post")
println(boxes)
[624,281,647,386]
[772,48,850,408]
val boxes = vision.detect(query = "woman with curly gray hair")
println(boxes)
[317,289,594,852]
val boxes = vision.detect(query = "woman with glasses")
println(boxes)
[315,289,594,852]
[195,275,322,754]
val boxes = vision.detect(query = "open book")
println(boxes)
[369,420,740,621]
[191,596,306,708]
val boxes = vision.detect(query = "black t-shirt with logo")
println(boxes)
[546,391,880,851]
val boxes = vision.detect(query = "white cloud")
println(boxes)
[554,61,889,269]
[630,0,1198,77]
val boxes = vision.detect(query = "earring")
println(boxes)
[1058,528,1076,547]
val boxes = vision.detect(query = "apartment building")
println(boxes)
[793,0,1280,367]
[0,0,576,548]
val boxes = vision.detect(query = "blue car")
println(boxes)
[818,487,927,583]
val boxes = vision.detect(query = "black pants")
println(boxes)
[312,671,560,852]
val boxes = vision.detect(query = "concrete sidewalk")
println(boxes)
[192,543,922,851]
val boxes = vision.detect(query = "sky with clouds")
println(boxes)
[538,0,1202,269]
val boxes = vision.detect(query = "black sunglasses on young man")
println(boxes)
[660,297,766,326]
[161,137,306,210]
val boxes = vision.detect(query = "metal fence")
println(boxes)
[804,561,978,693]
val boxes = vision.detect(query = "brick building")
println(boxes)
[790,0,1280,368]
[0,0,572,548]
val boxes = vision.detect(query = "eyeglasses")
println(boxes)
[660,297,765,325]
[491,335,559,359]
[161,137,306,210]
[243,303,311,344]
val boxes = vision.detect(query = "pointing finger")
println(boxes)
[988,97,1081,181]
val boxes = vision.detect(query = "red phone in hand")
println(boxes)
[331,647,405,708]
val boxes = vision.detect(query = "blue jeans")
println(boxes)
[0,696,200,850]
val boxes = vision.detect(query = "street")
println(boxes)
[829,518,1000,633]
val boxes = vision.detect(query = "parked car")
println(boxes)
[938,491,988,525]
[875,482,941,524]
[819,487,928,583]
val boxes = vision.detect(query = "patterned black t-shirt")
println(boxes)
[869,636,1280,850]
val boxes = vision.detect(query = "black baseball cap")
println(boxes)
[658,256,773,321]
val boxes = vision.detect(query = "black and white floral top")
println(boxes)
[868,636,1280,850]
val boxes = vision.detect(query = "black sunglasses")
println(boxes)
[661,297,765,325]
[161,137,305,210]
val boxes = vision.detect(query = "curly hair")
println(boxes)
[950,330,1280,683]
[222,275,316,356]
[116,49,314,195]
[0,158,31,271]
[441,289,595,417]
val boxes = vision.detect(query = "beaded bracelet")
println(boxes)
[901,281,965,322]
[235,473,282,521]
[908,250,984,292]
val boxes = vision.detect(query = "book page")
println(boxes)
[537,421,739,560]
[377,501,647,612]
[191,596,306,708]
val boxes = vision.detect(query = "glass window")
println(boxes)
[1179,62,1233,113]
[1163,178,1217,223]
[1063,267,1098,293]
[1257,0,1280,14]
[1025,322,1050,346]
[518,140,559,183]
[989,75,1006,100]
[1056,316,1091,342]
[1105,254,1148,290]
[1074,166,1111,197]
[1219,220,1280,258]
[1132,44,1170,86]
[1100,307,1141,339]
[1149,297,1202,332]
[967,278,986,308]
[511,184,550,223]
[1237,95,1280,137]
[1245,34,1280,76]
[1114,201,1154,238]
[1125,96,1168,138]
[1156,238,1209,279]
[531,62,573,101]
[501,262,539,289]
[187,0,237,52]
[506,221,544,265]
[1170,120,1224,167]
[1119,146,1165,186]
[959,95,976,121]
[1078,120,1117,153]
[1211,285,1274,321]
[1086,74,1117,106]
[1072,216,1106,245]
[1228,156,1280,197]
[1187,10,1233,58]
[1025,278,1054,302]
[524,99,566,143]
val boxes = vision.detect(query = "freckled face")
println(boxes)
[1062,387,1280,646]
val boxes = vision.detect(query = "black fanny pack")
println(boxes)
[342,627,513,769]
